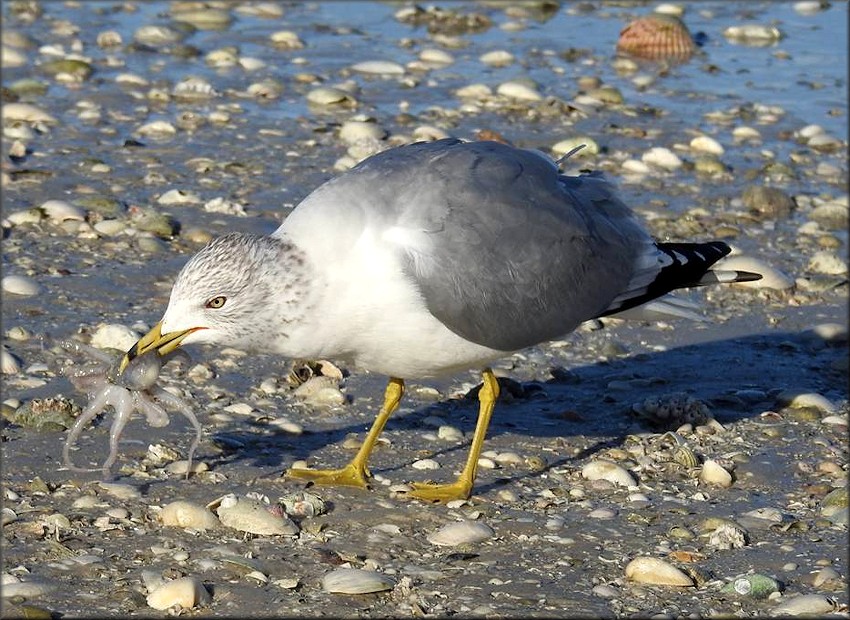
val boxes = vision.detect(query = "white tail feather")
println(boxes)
[608,294,706,322]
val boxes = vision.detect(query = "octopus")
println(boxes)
[59,340,201,480]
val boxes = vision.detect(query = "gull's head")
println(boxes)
[121,233,308,372]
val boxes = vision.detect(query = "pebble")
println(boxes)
[553,137,599,158]
[794,1,829,14]
[716,255,794,290]
[350,60,405,75]
[159,500,220,530]
[427,521,495,546]
[321,568,395,594]
[89,323,138,351]
[2,275,41,297]
[742,185,795,219]
[588,507,617,520]
[146,576,211,611]
[214,495,298,536]
[581,459,637,487]
[624,557,694,587]
[699,459,733,487]
[641,147,682,171]
[770,593,837,617]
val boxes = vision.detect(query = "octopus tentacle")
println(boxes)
[152,386,202,479]
[137,395,170,428]
[63,384,117,472]
[101,387,136,479]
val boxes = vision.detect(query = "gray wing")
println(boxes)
[291,139,650,351]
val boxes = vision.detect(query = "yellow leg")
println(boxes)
[286,378,405,488]
[407,369,500,503]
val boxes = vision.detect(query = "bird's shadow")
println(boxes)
[194,327,847,491]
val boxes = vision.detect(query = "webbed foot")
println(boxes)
[405,479,473,503]
[286,462,370,489]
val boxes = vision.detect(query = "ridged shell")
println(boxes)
[321,568,396,594]
[617,14,695,61]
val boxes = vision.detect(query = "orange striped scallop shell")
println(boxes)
[616,14,696,62]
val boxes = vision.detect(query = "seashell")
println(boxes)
[808,251,847,276]
[40,199,86,222]
[776,391,835,414]
[616,14,695,61]
[1,579,57,599]
[170,8,233,29]
[581,459,637,487]
[160,500,220,530]
[293,376,346,407]
[624,556,694,586]
[339,120,387,145]
[269,30,304,50]
[427,520,495,546]
[136,120,177,137]
[724,24,782,45]
[350,60,405,75]
[480,50,514,66]
[321,568,395,594]
[2,274,41,296]
[553,137,600,159]
[280,491,327,517]
[146,576,212,611]
[770,594,837,617]
[134,25,184,46]
[707,522,748,550]
[90,323,139,352]
[496,80,542,101]
[2,102,57,124]
[641,146,682,171]
[689,135,724,155]
[699,459,733,487]
[813,566,842,587]
[2,348,22,374]
[307,87,356,106]
[721,573,780,598]
[419,48,453,65]
[158,188,202,205]
[715,255,794,290]
[672,446,700,468]
[819,488,848,525]
[11,396,80,431]
[214,495,298,536]
[412,458,440,470]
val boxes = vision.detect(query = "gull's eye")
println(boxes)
[205,295,227,309]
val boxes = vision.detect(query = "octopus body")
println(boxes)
[60,341,201,479]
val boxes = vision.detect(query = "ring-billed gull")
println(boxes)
[122,138,759,502]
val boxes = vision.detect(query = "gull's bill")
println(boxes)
[120,321,202,372]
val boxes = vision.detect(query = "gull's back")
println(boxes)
[277,139,652,360]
